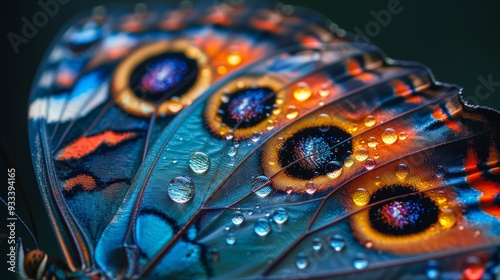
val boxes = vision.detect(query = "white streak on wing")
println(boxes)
[29,82,108,123]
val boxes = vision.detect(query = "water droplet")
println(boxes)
[374,176,381,185]
[312,238,323,251]
[232,211,244,225]
[273,207,288,224]
[395,163,409,179]
[286,106,299,119]
[398,131,408,140]
[352,188,370,206]
[364,158,376,170]
[254,218,271,236]
[463,256,484,280]
[251,131,261,143]
[266,120,275,131]
[226,233,236,245]
[367,136,379,148]
[325,161,342,179]
[349,123,358,133]
[354,148,369,161]
[305,181,316,194]
[329,234,346,252]
[208,248,220,262]
[167,176,195,203]
[438,209,456,229]
[319,83,330,97]
[344,156,355,167]
[317,113,331,132]
[226,52,242,66]
[382,128,398,145]
[225,129,234,140]
[435,165,445,178]
[295,253,309,269]
[228,146,237,157]
[286,186,293,194]
[425,260,440,279]
[353,253,368,270]
[293,82,312,101]
[363,240,373,249]
[252,176,272,198]
[189,152,210,174]
[364,115,376,127]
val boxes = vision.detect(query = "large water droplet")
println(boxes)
[352,253,368,270]
[364,115,376,127]
[438,209,456,229]
[232,211,244,225]
[329,234,346,252]
[325,161,342,179]
[312,238,323,251]
[226,233,236,245]
[273,207,288,224]
[344,156,355,167]
[354,148,369,161]
[295,253,309,269]
[364,158,376,170]
[395,163,409,179]
[293,82,312,101]
[382,128,398,145]
[286,106,299,119]
[189,152,210,174]
[305,181,316,194]
[352,188,370,207]
[167,176,195,203]
[367,136,379,148]
[425,260,440,279]
[254,218,271,236]
[253,176,272,198]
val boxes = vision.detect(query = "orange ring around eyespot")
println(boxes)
[111,40,213,117]
[204,75,287,140]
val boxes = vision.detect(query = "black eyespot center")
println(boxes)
[368,185,439,236]
[130,52,199,102]
[278,126,351,180]
[218,87,275,128]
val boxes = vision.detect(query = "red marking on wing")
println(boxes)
[63,174,96,192]
[465,149,500,218]
[56,131,136,160]
[392,80,421,103]
[432,107,461,133]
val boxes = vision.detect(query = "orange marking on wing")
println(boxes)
[346,59,363,76]
[465,149,500,218]
[392,80,421,103]
[432,107,461,133]
[354,72,376,83]
[63,174,96,192]
[57,131,136,160]
[251,18,284,33]
[56,72,74,87]
[301,35,322,48]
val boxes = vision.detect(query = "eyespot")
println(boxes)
[205,75,287,139]
[349,181,473,255]
[112,40,212,117]
[262,114,353,193]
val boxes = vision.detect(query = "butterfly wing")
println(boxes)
[96,18,500,278]
[27,1,343,276]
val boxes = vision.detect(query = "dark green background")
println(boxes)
[1,0,499,275]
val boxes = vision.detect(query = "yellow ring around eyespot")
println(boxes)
[111,40,213,117]
[204,75,287,140]
[261,113,353,193]
[349,178,464,254]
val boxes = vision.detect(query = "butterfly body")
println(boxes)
[24,1,500,279]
